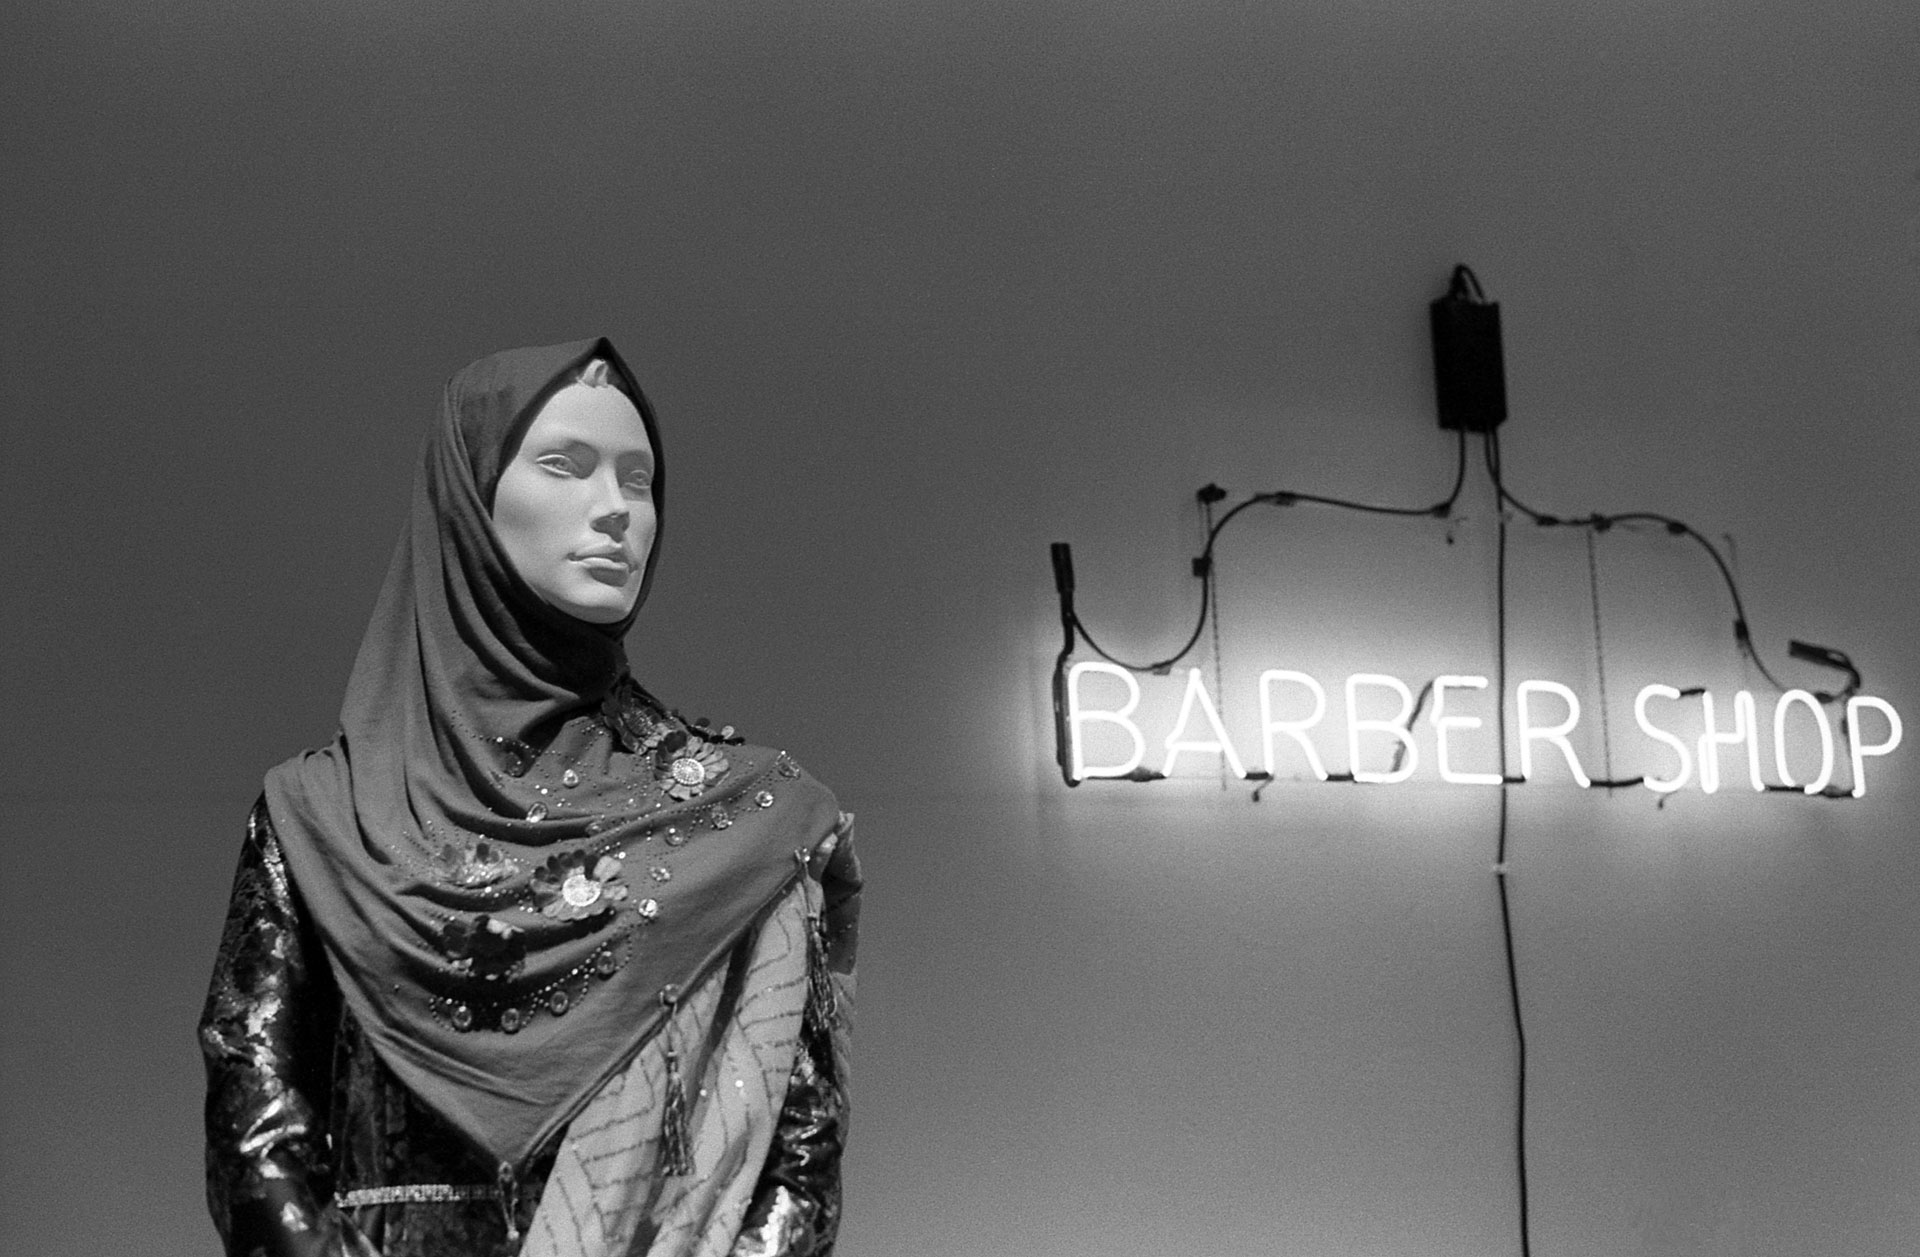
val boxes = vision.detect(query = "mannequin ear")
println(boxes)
[579,359,611,387]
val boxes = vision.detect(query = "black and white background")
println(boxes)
[2,3,1916,1254]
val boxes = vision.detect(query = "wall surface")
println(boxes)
[2,3,1916,1255]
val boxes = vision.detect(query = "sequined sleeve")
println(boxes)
[199,799,363,1257]
[730,824,862,1257]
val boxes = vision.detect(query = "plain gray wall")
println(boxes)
[3,3,1915,1254]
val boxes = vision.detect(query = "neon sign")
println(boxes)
[1064,662,1903,797]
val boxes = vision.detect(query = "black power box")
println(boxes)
[1430,266,1507,432]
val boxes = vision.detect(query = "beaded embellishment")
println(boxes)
[416,712,805,1032]
[431,932,632,1035]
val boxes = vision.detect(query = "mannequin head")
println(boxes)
[490,363,657,625]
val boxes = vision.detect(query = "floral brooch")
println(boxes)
[602,680,670,755]
[432,838,515,888]
[441,913,526,980]
[655,729,731,801]
[530,851,630,921]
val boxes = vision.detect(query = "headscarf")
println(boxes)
[264,338,840,1174]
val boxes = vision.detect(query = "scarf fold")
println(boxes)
[264,339,838,1172]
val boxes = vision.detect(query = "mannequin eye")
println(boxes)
[536,453,585,477]
[618,454,654,492]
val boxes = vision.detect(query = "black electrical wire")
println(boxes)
[1054,269,1863,1257]
[1205,493,1232,787]
[1482,427,1556,526]
[1492,506,1533,1257]
[1071,428,1471,675]
[1447,262,1490,305]
[1578,531,1648,790]
[1584,529,1615,782]
[1483,428,1848,703]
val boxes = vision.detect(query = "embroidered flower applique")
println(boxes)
[441,913,526,980]
[432,838,515,888]
[657,729,731,801]
[530,852,630,922]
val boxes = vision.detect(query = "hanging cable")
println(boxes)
[1483,428,1856,704]
[1585,529,1615,782]
[1066,428,1469,676]
[1580,526,1646,790]
[1049,267,1876,1257]
[1053,268,1866,789]
[1049,542,1081,788]
[1205,490,1232,789]
[1492,506,1533,1257]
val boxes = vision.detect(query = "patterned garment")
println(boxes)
[524,878,842,1256]
[200,804,856,1257]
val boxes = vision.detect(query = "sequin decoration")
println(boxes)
[777,758,801,779]
[547,990,570,1016]
[500,1007,523,1034]
[664,827,686,847]
[450,1004,473,1031]
[525,803,548,823]
[755,790,775,809]
[636,898,659,921]
[649,866,671,883]
[708,807,733,830]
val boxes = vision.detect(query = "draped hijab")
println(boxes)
[265,339,839,1173]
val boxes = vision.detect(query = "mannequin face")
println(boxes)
[491,382,656,625]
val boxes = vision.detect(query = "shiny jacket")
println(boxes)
[200,802,846,1257]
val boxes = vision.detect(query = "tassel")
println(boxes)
[496,1161,521,1243]
[797,848,839,1029]
[660,1049,694,1175]
[806,911,838,1029]
[658,985,694,1175]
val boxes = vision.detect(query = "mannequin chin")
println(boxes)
[492,378,656,625]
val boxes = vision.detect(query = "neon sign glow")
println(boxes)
[1064,661,1904,797]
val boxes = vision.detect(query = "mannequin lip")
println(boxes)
[573,551,635,586]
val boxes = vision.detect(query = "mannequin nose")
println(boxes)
[592,504,629,536]
[590,476,629,535]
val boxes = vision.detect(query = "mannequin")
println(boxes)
[200,340,860,1257]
